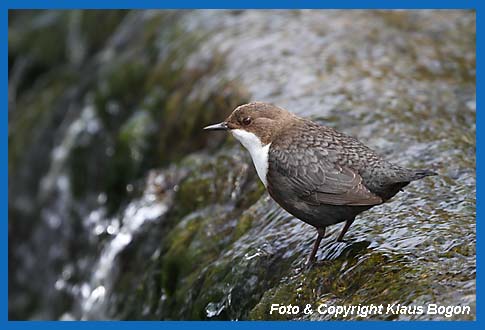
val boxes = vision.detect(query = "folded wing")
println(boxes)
[268,146,383,206]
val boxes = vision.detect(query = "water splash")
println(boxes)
[79,171,175,319]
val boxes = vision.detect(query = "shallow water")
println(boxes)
[9,10,475,320]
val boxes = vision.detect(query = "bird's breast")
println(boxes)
[231,129,270,187]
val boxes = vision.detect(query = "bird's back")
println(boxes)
[271,118,435,202]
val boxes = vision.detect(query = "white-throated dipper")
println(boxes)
[204,102,437,264]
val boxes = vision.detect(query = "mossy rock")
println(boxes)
[249,248,436,320]
[106,148,266,320]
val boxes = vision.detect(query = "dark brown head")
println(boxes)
[203,102,297,145]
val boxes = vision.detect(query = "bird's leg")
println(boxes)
[337,219,354,242]
[307,227,326,264]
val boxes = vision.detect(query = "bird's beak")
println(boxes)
[203,122,229,131]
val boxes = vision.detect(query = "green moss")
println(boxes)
[93,60,150,131]
[249,250,436,320]
[9,11,68,70]
[143,149,266,320]
[162,217,202,297]
[160,210,231,317]
[8,68,79,177]
[174,153,248,217]
[71,15,247,213]
[80,10,128,55]
[233,213,255,240]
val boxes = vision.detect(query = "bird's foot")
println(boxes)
[305,255,316,267]
[304,258,320,271]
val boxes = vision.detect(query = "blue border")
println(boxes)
[476,3,481,326]
[4,0,480,328]
[3,1,7,325]
[2,0,480,9]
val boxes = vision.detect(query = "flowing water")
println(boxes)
[9,10,475,320]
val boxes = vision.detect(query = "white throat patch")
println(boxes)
[231,129,270,187]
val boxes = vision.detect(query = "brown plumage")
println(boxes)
[204,102,437,264]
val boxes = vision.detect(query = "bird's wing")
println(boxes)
[268,142,383,206]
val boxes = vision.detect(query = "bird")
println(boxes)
[204,102,437,264]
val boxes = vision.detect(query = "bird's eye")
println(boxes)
[242,117,252,126]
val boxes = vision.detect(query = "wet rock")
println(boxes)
[8,11,247,320]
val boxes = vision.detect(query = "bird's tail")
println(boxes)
[409,169,438,181]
